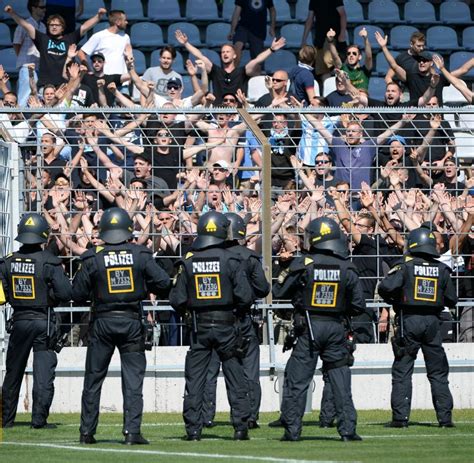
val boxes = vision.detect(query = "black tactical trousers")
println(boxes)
[80,317,146,436]
[319,371,337,426]
[2,319,57,428]
[281,319,357,439]
[184,322,250,436]
[202,315,261,423]
[391,314,453,424]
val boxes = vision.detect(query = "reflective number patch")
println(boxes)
[12,276,35,299]
[311,282,338,307]
[195,274,221,300]
[106,267,135,293]
[414,277,437,302]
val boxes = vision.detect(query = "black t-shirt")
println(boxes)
[405,70,448,105]
[326,90,353,107]
[34,29,82,87]
[310,0,344,48]
[71,84,95,108]
[395,51,418,74]
[209,65,248,104]
[236,0,274,39]
[256,91,295,107]
[148,145,182,190]
[435,176,466,196]
[43,156,66,180]
[82,73,122,106]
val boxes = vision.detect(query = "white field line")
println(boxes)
[0,442,356,463]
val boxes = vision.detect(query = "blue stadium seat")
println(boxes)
[6,0,29,19]
[375,50,399,76]
[186,0,219,21]
[78,0,106,21]
[168,23,202,47]
[426,26,461,51]
[264,50,296,74]
[280,24,310,48]
[344,0,367,24]
[200,48,222,67]
[110,0,144,21]
[390,25,419,50]
[450,51,474,78]
[353,25,385,51]
[0,48,17,74]
[440,1,472,25]
[181,75,193,98]
[368,77,387,100]
[150,49,186,74]
[404,1,437,25]
[147,0,181,22]
[295,0,310,22]
[0,22,11,48]
[368,0,401,24]
[132,49,146,75]
[206,23,230,48]
[91,22,109,35]
[240,49,252,67]
[462,27,474,51]
[222,0,235,22]
[131,23,165,48]
[272,0,293,23]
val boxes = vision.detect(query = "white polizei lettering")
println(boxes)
[11,262,35,274]
[104,253,134,267]
[313,269,340,281]
[192,261,220,273]
[414,265,439,277]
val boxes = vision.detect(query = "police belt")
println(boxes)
[395,306,442,317]
[94,310,140,320]
[305,311,344,322]
[195,308,236,325]
[13,309,49,321]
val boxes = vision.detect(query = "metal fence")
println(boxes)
[0,106,473,352]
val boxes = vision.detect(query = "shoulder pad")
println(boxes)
[185,252,194,260]
[5,252,13,259]
[80,248,96,260]
[289,256,309,272]
[43,250,62,265]
[138,245,153,256]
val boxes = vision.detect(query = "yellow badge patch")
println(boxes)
[110,217,118,224]
[304,257,314,266]
[205,219,217,233]
[320,223,331,235]
[185,252,194,260]
[96,246,104,253]
[25,217,35,226]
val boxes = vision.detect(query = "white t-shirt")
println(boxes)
[80,29,130,75]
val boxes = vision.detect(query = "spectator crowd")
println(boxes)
[0,1,473,345]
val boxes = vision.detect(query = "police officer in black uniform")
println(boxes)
[273,217,366,442]
[169,211,253,441]
[379,226,457,428]
[72,207,170,445]
[1,213,71,429]
[201,213,270,429]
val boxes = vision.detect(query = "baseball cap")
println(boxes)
[212,160,230,171]
[167,77,182,89]
[388,135,407,146]
[90,51,105,61]
[133,150,153,164]
[414,51,433,62]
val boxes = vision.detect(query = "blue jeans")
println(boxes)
[17,66,37,108]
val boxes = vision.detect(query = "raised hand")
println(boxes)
[326,28,336,43]
[374,31,388,48]
[358,27,368,39]
[175,30,188,45]
[271,36,286,51]
[185,59,197,76]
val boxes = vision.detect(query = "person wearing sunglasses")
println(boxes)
[255,70,294,108]
[5,3,106,90]
[12,1,47,107]
[327,27,372,92]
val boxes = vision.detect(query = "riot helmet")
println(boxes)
[99,207,134,244]
[306,217,348,258]
[15,213,50,244]
[193,211,230,250]
[226,212,246,241]
[407,226,439,257]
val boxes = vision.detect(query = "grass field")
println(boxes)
[1,410,473,463]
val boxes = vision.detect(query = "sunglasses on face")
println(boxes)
[347,51,359,56]
[316,159,330,165]
[272,78,286,83]
[167,85,181,90]
[223,98,236,103]
[213,167,227,173]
